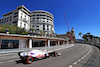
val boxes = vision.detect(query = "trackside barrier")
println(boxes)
[0,44,75,56]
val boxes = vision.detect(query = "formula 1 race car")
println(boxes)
[18,49,61,64]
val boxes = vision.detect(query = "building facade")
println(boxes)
[0,5,31,31]
[0,5,55,34]
[31,10,54,34]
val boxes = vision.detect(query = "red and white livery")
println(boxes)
[18,49,61,64]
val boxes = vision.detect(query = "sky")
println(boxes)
[0,0,100,37]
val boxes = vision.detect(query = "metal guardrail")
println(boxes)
[0,44,74,55]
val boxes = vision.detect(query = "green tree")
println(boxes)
[79,32,82,38]
[0,25,28,35]
[87,32,91,36]
[82,34,88,43]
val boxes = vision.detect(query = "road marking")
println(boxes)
[81,57,84,59]
[69,45,92,67]
[69,65,72,67]
[84,55,86,57]
[73,62,77,65]
[78,59,81,62]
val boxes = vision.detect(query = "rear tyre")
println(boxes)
[26,56,33,64]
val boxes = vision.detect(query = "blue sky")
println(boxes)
[0,0,100,37]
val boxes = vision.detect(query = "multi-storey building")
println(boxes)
[0,5,55,34]
[0,5,31,31]
[31,10,54,34]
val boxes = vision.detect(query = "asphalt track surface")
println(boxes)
[0,44,99,67]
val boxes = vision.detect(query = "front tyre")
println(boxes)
[53,52,58,57]
[26,56,33,64]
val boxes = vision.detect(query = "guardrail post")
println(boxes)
[29,38,32,48]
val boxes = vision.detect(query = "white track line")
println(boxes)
[73,62,78,65]
[69,65,73,67]
[69,45,92,67]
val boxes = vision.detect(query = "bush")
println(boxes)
[0,25,27,35]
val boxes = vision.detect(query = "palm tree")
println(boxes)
[79,32,82,38]
[87,32,90,36]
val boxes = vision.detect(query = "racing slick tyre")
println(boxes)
[26,56,33,64]
[53,51,58,57]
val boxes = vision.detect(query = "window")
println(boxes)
[37,26,39,27]
[47,25,49,27]
[13,22,17,24]
[36,29,39,30]
[10,16,12,18]
[43,28,45,30]
[14,12,18,14]
[21,16,22,18]
[9,19,11,21]
[40,15,43,16]
[33,15,35,16]
[14,15,17,17]
[41,12,45,13]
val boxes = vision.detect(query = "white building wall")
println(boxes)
[18,10,30,31]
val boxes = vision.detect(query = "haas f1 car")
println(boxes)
[18,49,61,64]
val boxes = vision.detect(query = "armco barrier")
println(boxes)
[0,44,75,56]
